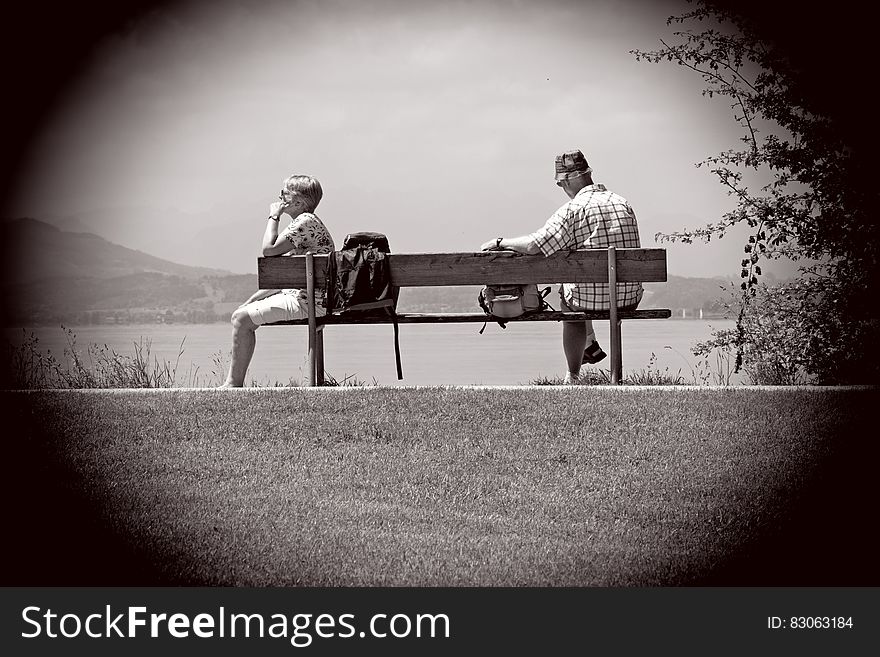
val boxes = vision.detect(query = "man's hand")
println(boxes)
[480,235,541,255]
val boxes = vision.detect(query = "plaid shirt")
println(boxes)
[531,184,643,310]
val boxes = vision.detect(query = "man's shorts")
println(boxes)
[558,288,638,313]
[246,292,326,326]
[559,292,583,313]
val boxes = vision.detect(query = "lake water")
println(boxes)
[6,320,743,386]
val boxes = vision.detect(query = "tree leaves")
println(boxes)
[631,0,880,383]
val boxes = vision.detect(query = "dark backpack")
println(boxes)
[324,232,403,380]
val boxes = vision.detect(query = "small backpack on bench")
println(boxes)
[477,284,553,333]
[324,232,403,379]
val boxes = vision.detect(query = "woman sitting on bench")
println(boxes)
[220,174,334,388]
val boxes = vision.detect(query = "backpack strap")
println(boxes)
[539,285,556,312]
[323,250,338,311]
[392,312,403,380]
[336,298,395,314]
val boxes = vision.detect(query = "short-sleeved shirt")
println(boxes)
[530,184,643,310]
[278,212,335,298]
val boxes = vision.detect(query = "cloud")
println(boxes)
[7,0,760,277]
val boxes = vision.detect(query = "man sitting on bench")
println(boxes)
[480,149,643,384]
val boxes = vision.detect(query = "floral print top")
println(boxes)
[278,213,335,297]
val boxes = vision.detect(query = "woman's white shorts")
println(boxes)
[245,292,326,326]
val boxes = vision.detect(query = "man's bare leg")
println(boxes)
[581,318,607,364]
[562,319,588,383]
[583,319,596,345]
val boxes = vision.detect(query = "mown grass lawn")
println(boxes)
[5,387,878,586]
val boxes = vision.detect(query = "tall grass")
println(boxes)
[1,327,200,389]
[531,347,736,386]
[3,327,737,389]
[1,328,375,389]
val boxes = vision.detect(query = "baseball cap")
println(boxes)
[554,149,592,181]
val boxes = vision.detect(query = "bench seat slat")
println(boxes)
[265,308,672,326]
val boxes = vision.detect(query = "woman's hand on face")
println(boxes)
[268,201,286,219]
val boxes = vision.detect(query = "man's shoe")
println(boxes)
[563,372,581,385]
[582,340,607,365]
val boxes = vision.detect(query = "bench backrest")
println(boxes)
[258,248,666,289]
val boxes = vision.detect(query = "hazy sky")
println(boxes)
[6,0,797,278]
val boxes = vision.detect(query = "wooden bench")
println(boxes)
[257,247,671,386]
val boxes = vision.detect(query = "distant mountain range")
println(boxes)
[38,205,263,275]
[1,218,253,325]
[0,218,743,326]
[2,218,234,284]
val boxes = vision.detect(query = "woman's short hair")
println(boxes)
[283,175,323,213]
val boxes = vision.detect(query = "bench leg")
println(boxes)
[306,324,316,387]
[305,251,317,387]
[315,326,325,386]
[610,318,623,385]
[607,247,622,385]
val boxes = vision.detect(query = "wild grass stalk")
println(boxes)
[4,327,736,389]
[1,328,383,389]
[1,327,208,389]
[530,347,736,386]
